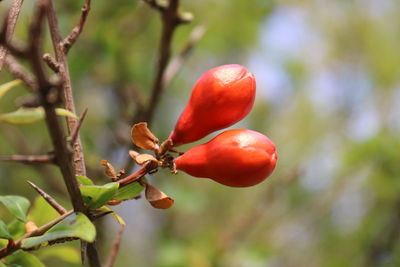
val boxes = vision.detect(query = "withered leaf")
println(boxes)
[101,160,117,178]
[145,184,174,209]
[131,122,159,151]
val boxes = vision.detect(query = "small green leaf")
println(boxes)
[0,220,12,240]
[55,108,77,119]
[0,195,30,222]
[36,245,80,264]
[80,182,119,209]
[4,250,45,267]
[0,79,21,99]
[112,181,145,201]
[76,175,94,185]
[97,206,126,226]
[0,107,44,124]
[0,107,77,124]
[0,261,6,267]
[21,212,96,249]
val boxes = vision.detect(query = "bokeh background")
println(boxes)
[1,0,400,266]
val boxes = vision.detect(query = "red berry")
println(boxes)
[174,129,277,187]
[169,64,256,146]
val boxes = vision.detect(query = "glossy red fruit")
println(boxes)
[169,64,256,146]
[174,129,277,187]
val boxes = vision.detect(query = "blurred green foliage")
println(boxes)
[1,0,400,266]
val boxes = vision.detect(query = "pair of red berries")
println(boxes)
[169,64,277,187]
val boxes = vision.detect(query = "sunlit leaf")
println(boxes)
[0,261,5,267]
[36,245,80,264]
[80,182,119,209]
[112,181,145,201]
[0,220,12,240]
[0,79,21,99]
[0,107,77,124]
[76,175,94,186]
[4,250,45,267]
[0,195,30,222]
[21,212,96,249]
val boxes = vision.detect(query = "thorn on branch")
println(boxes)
[42,53,60,72]
[70,108,88,146]
[27,181,67,215]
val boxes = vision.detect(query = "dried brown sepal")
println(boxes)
[101,160,117,179]
[158,138,173,155]
[131,122,159,151]
[145,183,174,209]
[135,154,160,166]
[128,150,140,159]
[25,221,38,233]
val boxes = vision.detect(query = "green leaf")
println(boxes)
[0,107,77,124]
[76,175,94,185]
[7,219,25,239]
[0,196,30,222]
[21,212,96,249]
[0,261,6,267]
[4,250,45,267]
[80,182,119,209]
[112,181,145,201]
[0,220,12,240]
[36,245,80,264]
[0,79,21,100]
[97,206,126,226]
[28,196,59,227]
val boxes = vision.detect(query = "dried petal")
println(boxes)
[101,160,117,179]
[135,154,160,166]
[128,150,140,159]
[145,184,174,209]
[131,122,159,150]
[158,138,173,155]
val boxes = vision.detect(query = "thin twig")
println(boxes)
[105,226,125,267]
[27,181,67,215]
[46,0,87,177]
[61,0,91,54]
[141,0,182,125]
[4,55,38,91]
[70,107,88,146]
[163,25,205,87]
[117,161,156,187]
[0,154,55,164]
[0,0,24,72]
